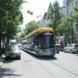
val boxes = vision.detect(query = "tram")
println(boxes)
[21,28,55,56]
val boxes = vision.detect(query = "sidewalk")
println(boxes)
[0,54,5,68]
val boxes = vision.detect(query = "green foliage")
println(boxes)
[24,21,39,35]
[47,3,54,20]
[0,0,25,42]
[47,1,62,35]
[17,21,39,42]
[17,32,25,42]
[57,16,71,35]
[72,0,78,28]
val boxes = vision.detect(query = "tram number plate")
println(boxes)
[47,49,51,55]
[11,55,16,57]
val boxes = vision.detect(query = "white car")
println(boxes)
[64,44,78,53]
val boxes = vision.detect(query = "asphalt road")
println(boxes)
[0,50,78,78]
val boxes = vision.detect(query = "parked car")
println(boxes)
[5,45,21,59]
[55,44,60,53]
[64,44,78,53]
[18,43,22,47]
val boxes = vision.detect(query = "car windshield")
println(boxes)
[55,45,60,48]
[74,45,78,47]
[11,46,20,50]
[40,36,54,49]
[39,32,54,49]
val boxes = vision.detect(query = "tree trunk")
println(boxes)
[3,38,5,48]
[0,39,2,56]
[0,24,2,56]
[7,38,9,46]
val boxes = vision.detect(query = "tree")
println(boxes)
[57,16,71,35]
[58,13,75,44]
[0,0,26,56]
[72,0,78,30]
[47,1,62,40]
[16,32,25,42]
[68,0,78,43]
[17,21,39,42]
[24,21,39,35]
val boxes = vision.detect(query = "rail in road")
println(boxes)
[22,49,78,78]
[50,61,78,77]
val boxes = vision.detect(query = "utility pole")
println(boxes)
[71,20,74,43]
[70,13,74,43]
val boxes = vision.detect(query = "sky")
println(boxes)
[20,0,63,28]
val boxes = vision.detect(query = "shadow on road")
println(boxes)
[0,67,21,78]
[22,49,57,61]
[0,58,22,78]
[35,56,57,61]
[4,58,20,64]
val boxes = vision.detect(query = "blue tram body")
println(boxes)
[21,28,55,56]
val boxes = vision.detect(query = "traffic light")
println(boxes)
[27,10,33,15]
[27,10,30,14]
[30,12,33,15]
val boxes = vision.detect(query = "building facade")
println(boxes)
[38,12,50,28]
[63,0,76,16]
[39,0,78,43]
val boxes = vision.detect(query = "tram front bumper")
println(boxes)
[37,48,55,56]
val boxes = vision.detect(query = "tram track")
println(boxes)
[49,61,78,77]
[22,50,78,78]
[33,58,78,78]
[32,56,78,77]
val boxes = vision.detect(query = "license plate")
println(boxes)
[11,55,16,57]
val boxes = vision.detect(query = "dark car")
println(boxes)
[55,44,60,53]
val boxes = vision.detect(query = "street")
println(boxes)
[0,50,78,78]
[1,0,78,78]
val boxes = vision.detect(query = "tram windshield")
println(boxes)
[40,32,54,49]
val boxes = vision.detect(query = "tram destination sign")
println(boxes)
[43,32,53,35]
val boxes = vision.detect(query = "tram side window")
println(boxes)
[33,37,38,45]
[37,38,41,48]
[33,37,41,48]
